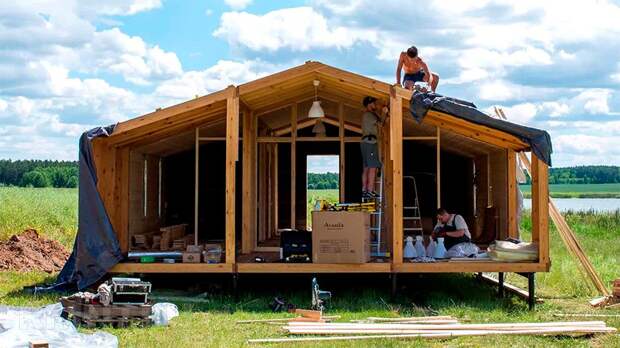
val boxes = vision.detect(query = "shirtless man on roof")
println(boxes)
[396,45,439,92]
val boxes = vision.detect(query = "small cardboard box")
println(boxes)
[182,252,202,263]
[312,211,370,264]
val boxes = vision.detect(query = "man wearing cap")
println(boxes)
[360,96,388,200]
[396,45,439,91]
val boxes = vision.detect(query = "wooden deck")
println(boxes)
[109,260,547,274]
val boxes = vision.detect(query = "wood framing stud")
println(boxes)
[507,150,518,238]
[389,86,403,264]
[225,86,239,264]
[531,155,549,266]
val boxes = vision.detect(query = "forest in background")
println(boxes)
[1,160,619,189]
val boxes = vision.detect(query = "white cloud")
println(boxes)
[155,59,279,100]
[214,7,376,51]
[575,89,611,114]
[224,0,253,10]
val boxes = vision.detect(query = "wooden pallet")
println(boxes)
[61,297,152,328]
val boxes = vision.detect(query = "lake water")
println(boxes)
[523,198,620,212]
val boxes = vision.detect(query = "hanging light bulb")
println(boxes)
[308,80,325,118]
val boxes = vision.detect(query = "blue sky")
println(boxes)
[1,0,620,167]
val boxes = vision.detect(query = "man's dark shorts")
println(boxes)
[360,142,381,168]
[403,71,425,84]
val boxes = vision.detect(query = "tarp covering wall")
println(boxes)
[409,91,553,166]
[53,125,123,290]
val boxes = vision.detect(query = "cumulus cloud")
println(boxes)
[213,7,376,51]
[224,0,253,10]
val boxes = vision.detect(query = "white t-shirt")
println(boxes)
[433,214,471,239]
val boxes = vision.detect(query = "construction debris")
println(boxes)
[248,319,616,343]
[0,229,69,273]
[236,310,338,324]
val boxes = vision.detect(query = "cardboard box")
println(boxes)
[312,211,370,264]
[182,252,202,263]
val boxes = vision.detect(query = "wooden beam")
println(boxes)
[390,87,403,265]
[507,150,518,238]
[194,128,199,245]
[225,86,239,264]
[291,103,297,229]
[436,127,441,208]
[115,146,130,252]
[339,103,345,202]
[531,155,549,266]
[242,110,257,254]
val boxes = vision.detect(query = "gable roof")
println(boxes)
[105,61,550,162]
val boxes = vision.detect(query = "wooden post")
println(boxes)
[290,104,297,229]
[242,110,257,254]
[389,87,403,264]
[225,86,239,264]
[194,127,199,246]
[531,155,549,266]
[339,103,345,202]
[436,127,441,208]
[507,150,518,238]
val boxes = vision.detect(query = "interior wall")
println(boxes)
[490,149,508,239]
[128,151,161,243]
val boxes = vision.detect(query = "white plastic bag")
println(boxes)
[150,303,179,326]
[446,242,480,258]
[0,303,118,348]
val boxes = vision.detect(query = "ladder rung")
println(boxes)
[369,227,381,231]
[403,206,419,210]
[403,217,421,220]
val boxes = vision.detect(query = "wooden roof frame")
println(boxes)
[106,61,530,152]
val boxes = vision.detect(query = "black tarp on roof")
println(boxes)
[51,125,123,291]
[409,91,552,166]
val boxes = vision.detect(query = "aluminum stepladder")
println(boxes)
[403,176,423,237]
[365,173,385,257]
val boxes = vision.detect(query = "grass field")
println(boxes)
[306,189,339,228]
[0,186,77,248]
[1,187,619,347]
[520,183,620,198]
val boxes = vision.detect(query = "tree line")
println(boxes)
[547,166,620,184]
[0,160,78,188]
[307,172,339,189]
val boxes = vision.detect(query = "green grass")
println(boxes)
[0,186,77,248]
[1,187,619,347]
[520,183,620,198]
[306,189,339,228]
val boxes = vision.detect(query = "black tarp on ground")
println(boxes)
[52,125,123,291]
[409,91,553,166]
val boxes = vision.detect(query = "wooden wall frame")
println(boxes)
[389,86,403,265]
[225,86,239,264]
[531,155,549,266]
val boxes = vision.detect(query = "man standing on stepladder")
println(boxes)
[360,96,389,200]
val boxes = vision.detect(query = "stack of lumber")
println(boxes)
[160,224,187,251]
[248,318,616,343]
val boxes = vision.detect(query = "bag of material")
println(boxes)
[150,303,179,326]
[487,241,539,262]
[446,242,480,258]
[0,303,118,348]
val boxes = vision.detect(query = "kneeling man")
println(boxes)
[432,208,471,250]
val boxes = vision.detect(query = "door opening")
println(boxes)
[306,155,339,230]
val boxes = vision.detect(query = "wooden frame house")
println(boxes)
[92,62,550,290]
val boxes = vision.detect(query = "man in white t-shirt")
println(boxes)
[432,208,472,250]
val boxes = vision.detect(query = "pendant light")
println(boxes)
[308,80,325,118]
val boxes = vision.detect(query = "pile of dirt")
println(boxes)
[0,229,70,273]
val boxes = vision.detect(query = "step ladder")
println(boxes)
[403,176,423,237]
[364,173,385,257]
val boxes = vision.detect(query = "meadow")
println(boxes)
[1,187,619,347]
[520,183,620,198]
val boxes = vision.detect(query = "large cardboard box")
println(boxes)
[312,211,370,263]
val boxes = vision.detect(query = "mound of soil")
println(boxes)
[0,229,70,273]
